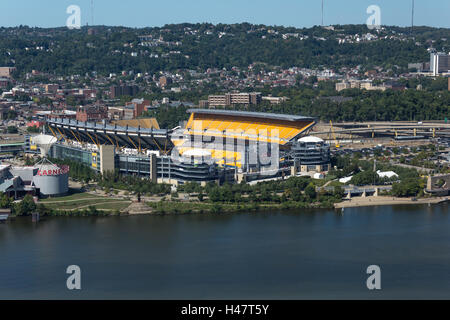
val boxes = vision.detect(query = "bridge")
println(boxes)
[313,121,450,138]
[321,185,393,198]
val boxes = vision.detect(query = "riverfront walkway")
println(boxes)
[335,196,449,208]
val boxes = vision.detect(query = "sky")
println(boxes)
[0,0,449,29]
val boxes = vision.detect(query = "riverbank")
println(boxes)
[145,200,336,215]
[334,195,450,208]
[36,193,450,216]
[6,186,448,218]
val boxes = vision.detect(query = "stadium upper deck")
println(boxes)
[47,117,173,154]
[184,109,316,145]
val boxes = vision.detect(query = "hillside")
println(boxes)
[1,23,449,76]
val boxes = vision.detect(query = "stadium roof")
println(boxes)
[48,118,168,135]
[187,109,315,122]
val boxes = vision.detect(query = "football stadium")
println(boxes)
[44,109,330,185]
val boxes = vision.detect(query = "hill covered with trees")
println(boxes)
[1,23,448,77]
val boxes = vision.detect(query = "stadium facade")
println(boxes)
[43,109,331,185]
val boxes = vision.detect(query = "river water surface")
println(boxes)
[1,204,450,299]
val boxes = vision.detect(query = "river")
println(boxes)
[1,204,450,299]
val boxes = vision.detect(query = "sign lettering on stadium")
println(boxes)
[37,165,70,176]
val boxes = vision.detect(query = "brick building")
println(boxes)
[76,106,108,122]
[125,99,151,118]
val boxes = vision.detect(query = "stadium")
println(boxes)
[44,109,330,185]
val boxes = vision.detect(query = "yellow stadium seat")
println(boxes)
[184,112,314,146]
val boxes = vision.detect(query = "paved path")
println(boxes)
[41,197,103,204]
[389,161,434,173]
[50,200,132,211]
[334,196,449,208]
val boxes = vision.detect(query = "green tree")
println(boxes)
[392,178,422,197]
[304,184,317,200]
[0,193,13,208]
[333,186,345,199]
[7,126,18,134]
[13,194,36,216]
[208,187,221,202]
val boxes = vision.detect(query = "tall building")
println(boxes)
[110,85,139,98]
[207,92,262,107]
[430,52,450,75]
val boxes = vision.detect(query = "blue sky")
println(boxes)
[0,0,448,28]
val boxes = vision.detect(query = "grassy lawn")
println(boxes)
[93,201,131,211]
[42,199,131,211]
[40,189,130,211]
[327,180,344,187]
[40,190,105,203]
[42,199,105,210]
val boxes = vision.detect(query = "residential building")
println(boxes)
[408,62,427,72]
[45,84,60,93]
[0,67,16,78]
[336,81,351,91]
[0,78,11,88]
[199,100,209,108]
[261,96,289,104]
[207,92,262,107]
[159,76,173,88]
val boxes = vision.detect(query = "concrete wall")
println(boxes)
[299,164,330,173]
[149,153,157,183]
[427,174,450,190]
[100,145,115,174]
[157,178,179,186]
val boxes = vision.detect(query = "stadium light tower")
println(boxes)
[91,0,94,26]
[321,0,324,26]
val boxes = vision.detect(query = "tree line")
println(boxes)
[2,24,447,77]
